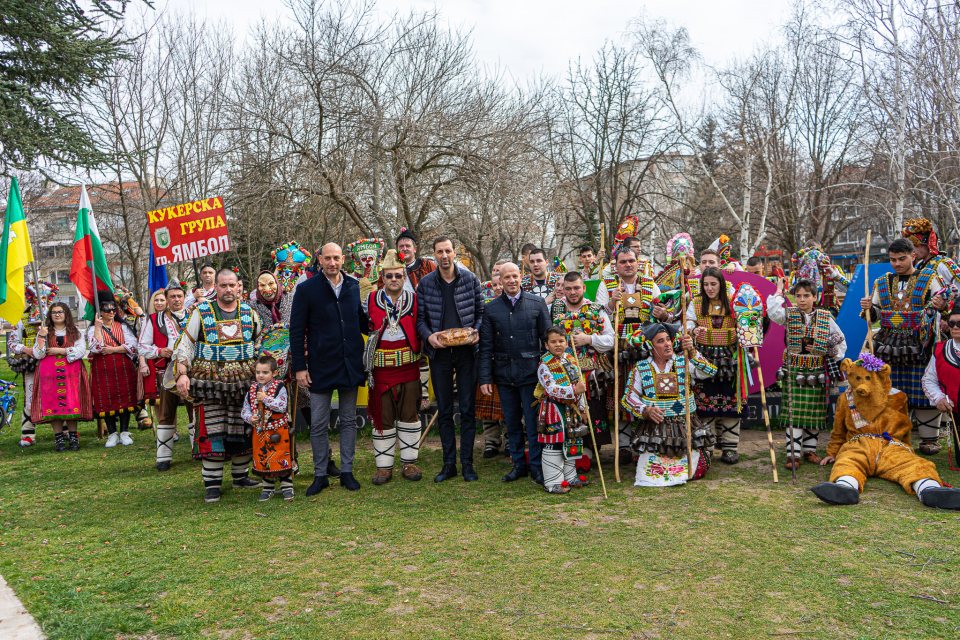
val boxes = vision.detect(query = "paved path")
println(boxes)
[0,575,44,639]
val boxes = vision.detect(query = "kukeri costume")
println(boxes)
[521,271,563,299]
[536,351,592,494]
[862,264,943,451]
[655,233,696,321]
[811,354,960,510]
[138,300,192,469]
[6,280,57,447]
[364,255,423,485]
[241,378,294,501]
[551,297,615,449]
[173,298,263,501]
[768,295,846,463]
[903,217,960,298]
[790,247,849,316]
[620,323,717,486]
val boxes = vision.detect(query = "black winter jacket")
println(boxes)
[416,265,484,358]
[478,292,551,387]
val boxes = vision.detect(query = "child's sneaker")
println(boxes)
[282,487,294,502]
[258,489,275,502]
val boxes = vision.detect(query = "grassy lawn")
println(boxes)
[1,363,959,640]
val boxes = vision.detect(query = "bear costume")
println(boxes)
[810,354,960,509]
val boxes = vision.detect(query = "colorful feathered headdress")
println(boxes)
[903,217,938,256]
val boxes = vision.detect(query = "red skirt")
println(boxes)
[139,359,159,405]
[89,352,141,417]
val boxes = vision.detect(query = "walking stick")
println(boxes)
[569,336,608,498]
[754,347,778,483]
[289,381,299,473]
[681,270,694,480]
[416,410,440,449]
[864,230,874,354]
[613,290,621,483]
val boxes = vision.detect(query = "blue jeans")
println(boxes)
[497,383,541,473]
[429,347,477,466]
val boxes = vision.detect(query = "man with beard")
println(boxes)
[604,248,671,464]
[291,243,368,495]
[479,262,552,484]
[551,272,616,459]
[139,283,192,471]
[416,236,484,483]
[521,248,563,303]
[365,250,424,485]
[175,269,263,503]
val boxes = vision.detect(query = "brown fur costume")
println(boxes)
[827,358,940,493]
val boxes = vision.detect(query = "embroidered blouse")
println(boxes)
[34,329,88,362]
[87,322,138,359]
[240,383,289,423]
[766,294,847,360]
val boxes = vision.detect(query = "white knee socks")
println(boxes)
[835,475,859,491]
[912,478,940,500]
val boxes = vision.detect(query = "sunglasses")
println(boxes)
[101,308,117,313]
[948,320,960,328]
[383,274,405,281]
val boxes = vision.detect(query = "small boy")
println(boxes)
[536,326,591,494]
[241,355,294,501]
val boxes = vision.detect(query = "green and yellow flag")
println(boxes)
[0,178,34,325]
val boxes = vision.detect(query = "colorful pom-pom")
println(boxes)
[560,481,570,488]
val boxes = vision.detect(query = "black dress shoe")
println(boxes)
[327,458,342,478]
[306,476,329,496]
[156,461,171,472]
[502,464,529,482]
[809,482,859,505]
[434,464,458,483]
[530,469,544,485]
[462,464,479,482]
[483,446,498,459]
[340,472,361,491]
[720,451,740,465]
[920,486,960,510]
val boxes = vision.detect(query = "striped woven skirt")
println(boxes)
[780,363,830,431]
[89,353,141,417]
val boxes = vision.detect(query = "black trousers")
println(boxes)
[429,346,477,466]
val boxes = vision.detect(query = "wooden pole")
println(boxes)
[598,224,606,277]
[612,290,621,483]
[864,230,874,354]
[754,347,778,483]
[569,336,607,498]
[416,410,440,449]
[682,269,694,480]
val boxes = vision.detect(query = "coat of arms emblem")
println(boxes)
[155,227,171,249]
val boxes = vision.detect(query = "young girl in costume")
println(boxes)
[768,279,846,469]
[242,356,294,502]
[31,303,92,451]
[536,327,592,494]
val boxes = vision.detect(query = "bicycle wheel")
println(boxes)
[5,398,16,428]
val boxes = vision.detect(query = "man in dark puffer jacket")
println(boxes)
[416,236,484,483]
[479,262,552,485]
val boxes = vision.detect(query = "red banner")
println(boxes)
[147,197,231,266]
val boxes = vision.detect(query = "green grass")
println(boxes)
[0,363,959,639]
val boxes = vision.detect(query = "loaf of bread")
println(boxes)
[439,328,475,346]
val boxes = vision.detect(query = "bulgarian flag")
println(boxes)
[69,185,114,320]
[0,177,35,325]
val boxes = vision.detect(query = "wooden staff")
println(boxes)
[598,224,606,276]
[864,230,874,354]
[754,347,778,483]
[416,410,440,449]
[612,287,621,483]
[681,268,694,480]
[290,381,299,472]
[568,336,608,498]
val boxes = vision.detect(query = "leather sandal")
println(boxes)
[802,451,822,464]
[372,469,393,486]
[401,463,422,481]
[784,456,802,470]
[919,441,942,455]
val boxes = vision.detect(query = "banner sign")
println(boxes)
[147,197,230,266]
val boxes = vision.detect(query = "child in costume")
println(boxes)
[621,322,718,486]
[811,354,960,509]
[536,327,592,494]
[768,278,846,469]
[241,356,294,502]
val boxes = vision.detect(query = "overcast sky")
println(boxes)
[159,0,794,80]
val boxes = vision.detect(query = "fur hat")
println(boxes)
[381,249,406,271]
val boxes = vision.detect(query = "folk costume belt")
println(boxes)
[879,310,924,330]
[373,347,419,368]
[784,352,824,369]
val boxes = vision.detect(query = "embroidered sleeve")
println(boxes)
[688,352,718,379]
[264,386,288,413]
[122,324,139,358]
[66,333,87,363]
[538,362,575,401]
[87,326,103,353]
[922,353,946,404]
[241,392,254,423]
[33,334,46,360]
[173,309,202,368]
[826,316,846,362]
[590,308,616,352]
[620,364,648,418]
[8,323,23,354]
[138,321,159,359]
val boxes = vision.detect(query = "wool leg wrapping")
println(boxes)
[719,418,741,451]
[231,454,252,480]
[156,425,176,463]
[21,371,35,438]
[915,409,942,441]
[397,421,422,464]
[279,474,294,491]
[563,458,578,484]
[542,446,565,488]
[373,427,397,470]
[187,422,195,448]
[786,427,803,456]
[202,459,224,489]
[801,429,819,453]
[262,478,276,492]
[618,423,635,449]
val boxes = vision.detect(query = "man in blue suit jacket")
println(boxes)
[291,243,368,495]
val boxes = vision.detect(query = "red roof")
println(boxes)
[34,182,170,209]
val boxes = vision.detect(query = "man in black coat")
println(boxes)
[416,236,484,483]
[479,261,552,485]
[290,242,368,495]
